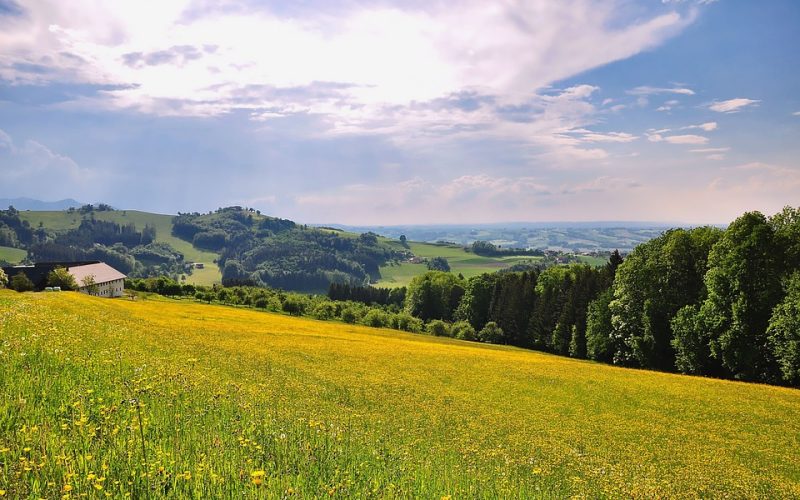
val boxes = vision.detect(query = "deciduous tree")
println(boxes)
[47,267,77,291]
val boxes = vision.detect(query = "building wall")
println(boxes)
[79,278,125,298]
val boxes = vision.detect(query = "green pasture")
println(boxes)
[19,210,222,284]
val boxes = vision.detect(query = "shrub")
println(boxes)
[391,313,424,333]
[0,268,8,288]
[282,296,307,316]
[253,296,269,309]
[340,307,359,324]
[478,321,504,344]
[312,301,338,320]
[10,272,35,292]
[47,267,78,291]
[427,319,451,337]
[217,288,235,304]
[427,256,451,272]
[451,321,477,341]
[266,296,283,312]
[362,309,391,328]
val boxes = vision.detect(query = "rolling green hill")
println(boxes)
[1,290,798,497]
[0,245,27,264]
[19,210,222,285]
[14,209,605,290]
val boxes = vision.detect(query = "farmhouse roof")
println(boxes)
[68,262,126,285]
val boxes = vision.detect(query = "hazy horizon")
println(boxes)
[1,195,734,227]
[1,1,798,225]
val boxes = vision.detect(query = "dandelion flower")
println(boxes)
[251,470,266,486]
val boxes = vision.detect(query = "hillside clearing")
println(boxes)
[19,210,222,283]
[378,241,542,287]
[1,291,798,497]
[0,246,27,264]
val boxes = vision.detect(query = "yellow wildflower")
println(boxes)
[251,470,266,486]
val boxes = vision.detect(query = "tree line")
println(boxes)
[471,240,544,257]
[402,208,799,386]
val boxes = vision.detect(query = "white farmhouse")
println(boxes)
[68,262,127,297]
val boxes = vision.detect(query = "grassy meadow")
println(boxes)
[378,241,542,287]
[1,291,799,498]
[18,210,221,285]
[0,246,26,264]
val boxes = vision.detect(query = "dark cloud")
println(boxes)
[227,81,356,103]
[427,91,496,112]
[58,52,87,64]
[495,103,543,123]
[121,45,208,67]
[11,62,50,75]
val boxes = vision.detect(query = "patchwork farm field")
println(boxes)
[1,291,799,498]
[378,241,542,287]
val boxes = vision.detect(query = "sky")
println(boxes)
[0,0,798,225]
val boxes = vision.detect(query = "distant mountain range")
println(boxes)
[1,197,83,211]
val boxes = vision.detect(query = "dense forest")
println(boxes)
[172,207,404,291]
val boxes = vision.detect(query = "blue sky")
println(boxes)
[0,0,798,224]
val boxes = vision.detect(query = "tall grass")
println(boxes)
[1,290,798,498]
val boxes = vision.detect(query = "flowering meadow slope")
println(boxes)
[1,291,799,498]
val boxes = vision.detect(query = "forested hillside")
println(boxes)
[0,205,184,277]
[172,207,404,291]
[1,205,186,277]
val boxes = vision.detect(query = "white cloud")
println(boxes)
[708,98,760,113]
[0,1,693,131]
[646,131,708,144]
[687,147,726,160]
[709,163,800,203]
[681,121,717,131]
[293,173,648,224]
[627,86,695,96]
[663,134,709,144]
[0,128,99,200]
[568,129,638,143]
[562,176,642,194]
[319,84,614,162]
[690,147,729,153]
[793,111,800,116]
[656,99,680,112]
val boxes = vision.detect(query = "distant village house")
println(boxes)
[1,261,127,297]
